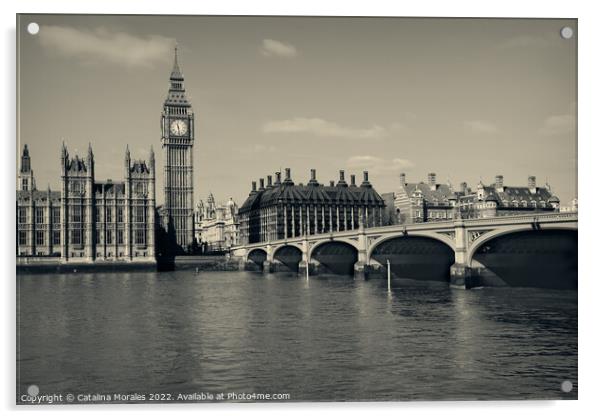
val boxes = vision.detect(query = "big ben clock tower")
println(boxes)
[161,46,195,252]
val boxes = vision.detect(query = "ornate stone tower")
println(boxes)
[18,144,36,192]
[161,46,195,252]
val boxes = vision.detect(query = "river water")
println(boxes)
[17,271,577,402]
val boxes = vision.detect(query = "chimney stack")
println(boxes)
[400,172,406,186]
[251,181,257,192]
[528,176,536,192]
[350,174,356,186]
[428,172,437,191]
[285,168,291,181]
[495,175,504,192]
[337,170,348,187]
[259,178,265,191]
[311,169,316,180]
[361,171,371,187]
[267,175,273,188]
[275,171,281,185]
[329,180,335,187]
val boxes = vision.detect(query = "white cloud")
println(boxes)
[260,39,298,58]
[38,25,174,68]
[538,114,576,136]
[262,117,402,139]
[346,155,414,175]
[464,120,498,134]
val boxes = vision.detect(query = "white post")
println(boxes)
[387,259,391,291]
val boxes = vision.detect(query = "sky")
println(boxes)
[17,15,577,206]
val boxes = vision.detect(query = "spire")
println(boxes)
[125,144,131,161]
[165,43,190,107]
[170,44,183,81]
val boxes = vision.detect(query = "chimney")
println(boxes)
[267,175,273,188]
[350,174,356,186]
[337,170,348,187]
[275,171,281,185]
[329,180,335,187]
[285,168,291,181]
[528,176,536,193]
[251,181,257,193]
[400,172,406,186]
[361,171,371,187]
[259,178,265,191]
[495,175,504,192]
[428,172,437,191]
[311,169,316,180]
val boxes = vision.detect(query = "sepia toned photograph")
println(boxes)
[16,14,577,404]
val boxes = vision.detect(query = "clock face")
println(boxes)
[170,119,188,136]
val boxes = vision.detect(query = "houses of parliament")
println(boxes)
[16,48,196,264]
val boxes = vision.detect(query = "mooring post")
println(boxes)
[387,259,391,291]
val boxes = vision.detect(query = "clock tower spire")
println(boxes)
[161,45,195,253]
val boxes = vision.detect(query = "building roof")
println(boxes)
[480,184,553,203]
[239,175,385,213]
[403,182,457,205]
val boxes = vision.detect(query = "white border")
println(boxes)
[2,1,600,418]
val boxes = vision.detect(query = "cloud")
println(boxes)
[262,117,403,139]
[538,114,576,136]
[464,120,498,134]
[260,39,298,58]
[346,155,414,175]
[38,25,174,68]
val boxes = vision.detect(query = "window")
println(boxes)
[135,229,146,245]
[94,207,100,222]
[106,230,113,245]
[70,230,82,245]
[52,208,61,224]
[117,230,124,245]
[36,230,45,246]
[18,208,26,224]
[95,229,101,244]
[35,208,44,224]
[53,231,61,245]
[117,207,124,223]
[135,207,145,223]
[106,208,112,223]
[71,206,82,223]
[18,231,27,245]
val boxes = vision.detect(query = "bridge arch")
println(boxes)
[468,227,577,289]
[466,224,578,264]
[309,239,359,276]
[367,231,455,260]
[247,248,267,268]
[368,233,455,282]
[273,245,303,272]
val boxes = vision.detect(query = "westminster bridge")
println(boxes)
[231,212,578,289]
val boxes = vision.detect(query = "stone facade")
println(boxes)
[16,143,156,263]
[238,168,386,245]
[194,194,240,251]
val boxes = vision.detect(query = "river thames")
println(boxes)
[17,271,577,402]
